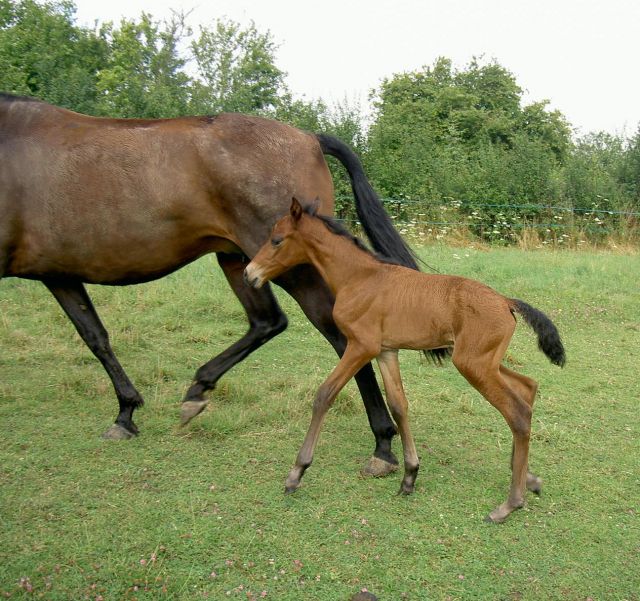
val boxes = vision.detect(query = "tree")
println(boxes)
[366,57,572,208]
[0,0,106,113]
[561,132,626,211]
[189,18,285,115]
[96,12,191,118]
[620,126,640,207]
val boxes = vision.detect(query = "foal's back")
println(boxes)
[348,264,514,352]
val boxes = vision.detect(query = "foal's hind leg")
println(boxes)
[453,345,532,523]
[500,366,542,494]
[181,253,288,423]
[44,279,143,439]
[276,265,398,477]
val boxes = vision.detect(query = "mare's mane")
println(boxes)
[0,92,41,104]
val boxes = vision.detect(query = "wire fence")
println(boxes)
[336,197,640,244]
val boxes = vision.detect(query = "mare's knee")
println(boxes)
[252,313,288,343]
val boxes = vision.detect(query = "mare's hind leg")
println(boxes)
[181,253,288,423]
[452,342,533,523]
[376,351,419,494]
[500,366,542,494]
[276,264,398,476]
[44,279,144,439]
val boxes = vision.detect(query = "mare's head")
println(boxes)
[244,197,317,288]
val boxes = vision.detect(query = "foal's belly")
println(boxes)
[380,310,454,351]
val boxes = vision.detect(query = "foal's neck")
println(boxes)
[300,219,380,294]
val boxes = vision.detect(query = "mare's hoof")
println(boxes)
[180,399,209,425]
[284,485,299,495]
[350,593,379,601]
[361,456,399,478]
[102,423,136,440]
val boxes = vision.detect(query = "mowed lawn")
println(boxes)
[0,245,638,600]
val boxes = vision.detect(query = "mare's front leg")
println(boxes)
[181,253,288,423]
[285,341,375,492]
[44,279,144,439]
[277,265,398,477]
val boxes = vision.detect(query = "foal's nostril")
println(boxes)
[243,267,260,288]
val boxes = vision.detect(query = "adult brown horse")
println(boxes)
[245,198,566,523]
[0,93,417,476]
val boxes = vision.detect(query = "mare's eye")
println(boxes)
[271,237,283,247]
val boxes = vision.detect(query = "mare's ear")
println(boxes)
[290,197,303,222]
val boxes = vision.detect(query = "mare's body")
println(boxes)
[245,199,566,522]
[0,94,416,473]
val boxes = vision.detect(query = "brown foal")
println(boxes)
[245,198,566,523]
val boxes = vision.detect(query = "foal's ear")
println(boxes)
[290,197,303,222]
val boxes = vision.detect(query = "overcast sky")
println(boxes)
[72,0,640,137]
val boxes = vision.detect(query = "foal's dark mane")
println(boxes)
[302,204,451,365]
[304,205,403,267]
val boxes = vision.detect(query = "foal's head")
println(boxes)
[244,197,316,288]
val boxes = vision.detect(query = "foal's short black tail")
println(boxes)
[316,133,419,271]
[511,299,566,367]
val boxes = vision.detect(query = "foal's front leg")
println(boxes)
[376,351,420,494]
[285,342,375,492]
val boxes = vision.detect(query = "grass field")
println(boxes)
[1,245,638,600]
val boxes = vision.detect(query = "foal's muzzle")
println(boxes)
[243,263,264,288]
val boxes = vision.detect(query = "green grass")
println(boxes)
[1,246,639,600]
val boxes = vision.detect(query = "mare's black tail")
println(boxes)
[511,299,566,367]
[316,133,419,271]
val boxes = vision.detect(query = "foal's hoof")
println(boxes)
[397,483,415,496]
[484,501,523,524]
[102,424,136,440]
[180,399,209,425]
[361,456,399,478]
[527,475,543,496]
[284,484,300,495]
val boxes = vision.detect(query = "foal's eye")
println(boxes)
[271,237,283,247]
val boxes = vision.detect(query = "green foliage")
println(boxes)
[364,57,635,242]
[96,13,191,118]
[619,126,640,207]
[0,0,106,112]
[560,132,627,211]
[189,18,285,115]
